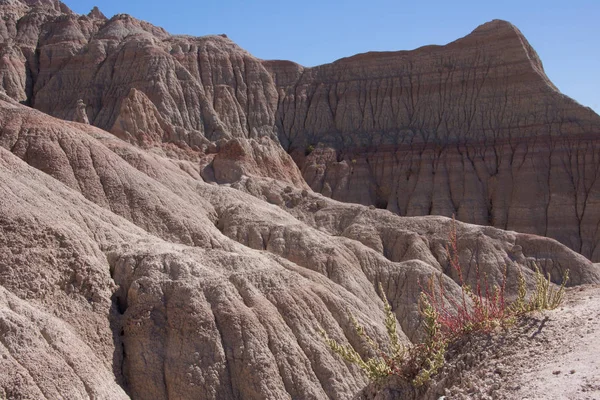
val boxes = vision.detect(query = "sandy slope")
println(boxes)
[435,285,600,400]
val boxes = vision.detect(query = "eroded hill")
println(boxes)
[0,1,599,399]
[2,1,600,260]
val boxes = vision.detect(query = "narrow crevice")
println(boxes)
[109,296,129,395]
[107,253,131,395]
[205,293,237,399]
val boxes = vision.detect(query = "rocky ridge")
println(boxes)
[0,1,599,399]
[1,78,598,399]
[0,74,600,399]
[2,1,599,262]
[271,21,600,262]
[1,2,600,261]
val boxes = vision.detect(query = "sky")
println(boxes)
[66,0,599,113]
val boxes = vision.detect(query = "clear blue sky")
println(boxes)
[66,0,599,113]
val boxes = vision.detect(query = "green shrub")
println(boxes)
[510,265,569,314]
[319,217,570,387]
[319,283,446,385]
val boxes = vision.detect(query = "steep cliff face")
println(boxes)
[1,3,599,261]
[0,0,278,145]
[267,20,600,261]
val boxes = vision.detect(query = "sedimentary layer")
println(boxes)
[1,84,598,399]
[1,2,600,398]
[1,2,600,260]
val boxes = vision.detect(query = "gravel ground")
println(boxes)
[427,284,600,400]
[359,284,600,400]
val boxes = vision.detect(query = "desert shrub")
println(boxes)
[319,283,446,385]
[420,222,511,338]
[509,264,569,314]
[420,219,569,340]
[320,217,570,387]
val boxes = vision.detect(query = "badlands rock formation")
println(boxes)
[0,1,599,399]
[271,22,600,262]
[0,1,599,261]
[2,81,598,400]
